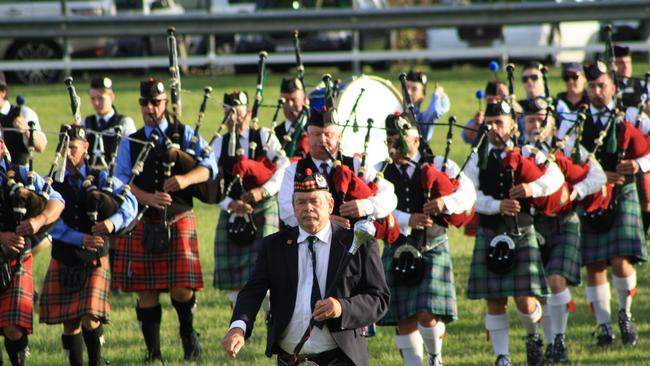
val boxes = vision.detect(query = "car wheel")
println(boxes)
[6,40,63,84]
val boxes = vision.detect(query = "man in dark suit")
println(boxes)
[222,169,390,366]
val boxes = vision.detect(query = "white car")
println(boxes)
[0,0,115,84]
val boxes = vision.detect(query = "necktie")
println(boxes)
[307,235,324,329]
[98,118,106,130]
[320,162,329,176]
[399,163,410,181]
[491,148,503,160]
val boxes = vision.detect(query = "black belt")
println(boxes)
[277,348,352,366]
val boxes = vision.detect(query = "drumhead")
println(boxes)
[310,75,403,167]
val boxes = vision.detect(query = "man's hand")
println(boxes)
[222,328,245,358]
[422,197,446,216]
[500,199,521,216]
[91,219,115,236]
[0,232,25,255]
[408,213,433,229]
[229,200,253,215]
[605,171,625,185]
[433,85,445,96]
[339,200,366,218]
[329,215,351,229]
[509,183,533,199]
[473,111,485,126]
[241,187,265,205]
[569,188,579,202]
[16,215,46,236]
[313,297,343,321]
[13,115,28,132]
[616,160,639,176]
[83,235,104,251]
[148,191,173,209]
[163,175,189,193]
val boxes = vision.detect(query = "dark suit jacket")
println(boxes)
[231,223,390,366]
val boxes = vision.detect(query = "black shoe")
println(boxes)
[427,353,443,366]
[144,352,164,365]
[551,334,570,364]
[181,331,202,361]
[495,355,511,366]
[544,342,553,363]
[617,309,639,346]
[593,323,614,346]
[525,334,544,366]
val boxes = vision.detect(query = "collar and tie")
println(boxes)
[319,162,329,176]
[306,235,324,329]
[98,118,107,130]
[399,163,410,181]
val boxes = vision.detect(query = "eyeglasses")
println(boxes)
[521,74,540,83]
[562,73,580,82]
[138,98,166,107]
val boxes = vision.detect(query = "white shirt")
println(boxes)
[278,155,397,227]
[213,127,289,210]
[557,101,650,173]
[389,152,477,236]
[465,143,565,215]
[1,100,46,145]
[546,138,607,200]
[229,222,338,355]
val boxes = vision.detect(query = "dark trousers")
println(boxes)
[277,348,354,366]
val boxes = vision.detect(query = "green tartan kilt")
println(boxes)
[213,197,279,290]
[467,225,549,300]
[378,234,457,325]
[580,183,648,265]
[534,211,582,286]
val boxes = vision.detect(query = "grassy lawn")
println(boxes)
[7,64,650,365]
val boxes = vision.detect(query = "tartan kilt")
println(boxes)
[534,211,582,286]
[214,198,279,290]
[0,254,33,334]
[635,171,650,209]
[39,257,110,324]
[111,211,204,292]
[467,225,549,300]
[378,234,457,326]
[581,183,648,265]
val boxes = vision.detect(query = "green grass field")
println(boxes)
[7,64,650,365]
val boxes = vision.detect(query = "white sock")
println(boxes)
[485,314,509,357]
[418,321,445,358]
[540,304,553,343]
[227,290,239,307]
[395,331,424,366]
[517,300,542,335]
[612,272,636,317]
[548,289,571,337]
[586,283,611,325]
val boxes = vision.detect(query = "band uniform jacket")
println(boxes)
[230,223,390,366]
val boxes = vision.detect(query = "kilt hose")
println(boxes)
[378,234,457,326]
[534,211,582,286]
[111,211,204,292]
[467,225,549,300]
[0,254,33,334]
[39,257,110,325]
[213,198,279,290]
[581,183,648,265]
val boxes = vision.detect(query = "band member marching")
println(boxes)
[0,126,64,366]
[276,77,309,160]
[112,78,217,363]
[521,98,606,363]
[212,90,289,308]
[402,71,450,142]
[378,114,476,366]
[278,75,397,230]
[464,101,565,366]
[40,125,137,366]
[557,62,650,347]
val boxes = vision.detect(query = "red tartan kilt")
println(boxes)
[111,211,203,292]
[0,254,33,334]
[637,172,650,210]
[39,257,111,324]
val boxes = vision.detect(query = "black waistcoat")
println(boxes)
[84,112,127,162]
[0,164,25,231]
[218,129,265,199]
[478,151,533,230]
[580,115,621,172]
[51,172,97,240]
[274,123,288,143]
[556,91,589,112]
[295,154,355,215]
[0,104,29,165]
[129,123,193,218]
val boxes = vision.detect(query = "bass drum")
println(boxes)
[310,75,403,167]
